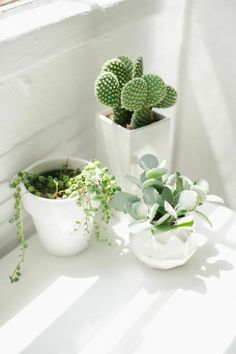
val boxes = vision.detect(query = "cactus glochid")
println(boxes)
[95,55,178,129]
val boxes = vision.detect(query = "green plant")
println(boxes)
[9,160,120,282]
[95,55,178,129]
[111,154,224,233]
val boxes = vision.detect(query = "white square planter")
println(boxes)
[96,111,171,189]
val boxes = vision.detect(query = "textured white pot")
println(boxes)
[129,222,197,269]
[21,157,94,256]
[96,111,171,189]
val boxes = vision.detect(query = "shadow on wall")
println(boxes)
[173,0,236,210]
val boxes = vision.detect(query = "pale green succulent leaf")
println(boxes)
[139,154,159,171]
[143,186,160,206]
[156,212,171,225]
[126,175,142,188]
[145,167,167,179]
[164,201,177,219]
[162,186,173,204]
[206,194,224,204]
[178,190,199,211]
[149,203,159,222]
[130,201,148,220]
[191,185,207,203]
[195,209,213,227]
[152,223,172,234]
[110,191,140,212]
[194,179,209,194]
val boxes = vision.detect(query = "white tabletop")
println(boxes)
[1,203,236,354]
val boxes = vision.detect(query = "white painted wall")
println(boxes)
[0,0,185,256]
[173,0,236,210]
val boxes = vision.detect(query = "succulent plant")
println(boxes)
[95,55,178,129]
[111,154,224,233]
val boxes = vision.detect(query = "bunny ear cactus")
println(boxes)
[95,55,178,129]
[111,154,224,233]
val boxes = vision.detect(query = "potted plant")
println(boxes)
[9,157,120,282]
[95,55,177,188]
[111,154,224,269]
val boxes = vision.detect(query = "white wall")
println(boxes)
[173,0,236,210]
[0,0,185,256]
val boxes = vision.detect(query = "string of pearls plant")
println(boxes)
[9,160,120,282]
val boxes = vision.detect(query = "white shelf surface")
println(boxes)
[1,203,236,354]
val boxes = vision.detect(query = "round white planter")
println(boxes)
[129,222,197,269]
[21,157,94,256]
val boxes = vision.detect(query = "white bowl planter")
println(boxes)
[129,222,197,269]
[96,111,170,189]
[21,157,94,256]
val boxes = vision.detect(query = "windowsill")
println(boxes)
[0,0,160,79]
[1,204,236,353]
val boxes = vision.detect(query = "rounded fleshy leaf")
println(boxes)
[156,85,177,108]
[132,55,143,78]
[121,78,147,111]
[127,201,148,220]
[191,185,206,203]
[194,179,209,194]
[95,72,120,107]
[178,190,198,211]
[143,74,166,106]
[110,191,139,212]
[139,154,159,170]
[102,58,129,88]
[143,186,160,206]
[145,167,167,179]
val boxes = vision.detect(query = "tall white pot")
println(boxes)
[129,222,197,269]
[96,111,171,189]
[21,157,94,256]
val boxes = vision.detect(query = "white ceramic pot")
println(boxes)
[96,110,171,189]
[21,157,95,256]
[129,222,197,269]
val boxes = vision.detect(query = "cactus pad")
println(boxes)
[121,78,147,111]
[131,109,153,129]
[95,72,120,107]
[113,107,132,126]
[156,85,178,108]
[118,56,133,80]
[143,74,166,106]
[102,58,129,88]
[132,55,143,78]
